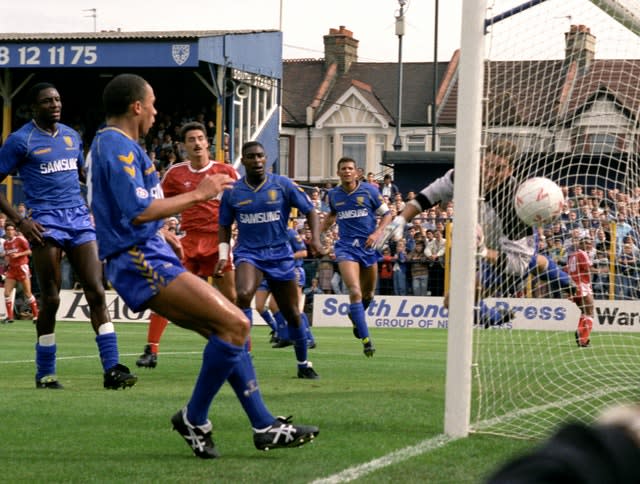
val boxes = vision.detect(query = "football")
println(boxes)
[514,177,564,226]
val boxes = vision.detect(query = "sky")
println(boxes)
[2,0,461,62]
[1,0,639,62]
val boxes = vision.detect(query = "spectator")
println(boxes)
[303,277,324,299]
[614,212,635,253]
[310,188,322,213]
[377,247,394,295]
[425,229,447,296]
[380,174,400,199]
[366,172,379,189]
[316,249,335,294]
[392,239,408,296]
[487,404,640,483]
[393,192,405,213]
[592,249,610,299]
[615,242,639,299]
[408,239,429,296]
[549,237,567,266]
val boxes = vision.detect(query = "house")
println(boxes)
[435,25,640,187]
[280,26,448,185]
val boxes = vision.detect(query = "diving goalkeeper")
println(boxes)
[375,139,575,326]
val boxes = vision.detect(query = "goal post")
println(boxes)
[443,0,487,438]
[446,0,640,440]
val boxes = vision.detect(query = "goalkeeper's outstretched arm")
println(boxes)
[374,170,454,250]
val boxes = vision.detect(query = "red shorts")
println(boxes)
[570,282,593,302]
[181,232,233,278]
[6,263,30,282]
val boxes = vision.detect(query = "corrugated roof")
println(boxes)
[0,29,277,42]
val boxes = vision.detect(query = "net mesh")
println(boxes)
[470,0,640,439]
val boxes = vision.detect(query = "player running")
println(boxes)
[321,157,393,357]
[88,73,319,458]
[2,221,39,323]
[217,141,324,379]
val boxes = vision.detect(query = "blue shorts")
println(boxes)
[31,205,96,250]
[334,240,379,268]
[105,234,186,312]
[234,244,296,282]
[257,266,305,292]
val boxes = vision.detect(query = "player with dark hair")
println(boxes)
[0,82,136,389]
[375,139,575,325]
[88,73,318,458]
[321,157,393,357]
[135,121,239,368]
[216,141,324,379]
[567,236,595,347]
[2,221,38,323]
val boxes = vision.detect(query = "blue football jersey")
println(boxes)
[219,174,313,251]
[0,120,85,210]
[328,181,386,244]
[87,127,164,260]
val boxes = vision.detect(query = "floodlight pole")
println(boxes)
[431,0,439,151]
[393,0,407,151]
[83,8,97,32]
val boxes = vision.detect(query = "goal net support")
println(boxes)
[446,0,640,440]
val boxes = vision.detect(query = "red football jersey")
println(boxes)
[161,160,238,233]
[567,249,592,287]
[4,235,30,268]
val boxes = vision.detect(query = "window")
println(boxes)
[342,134,366,166]
[439,134,456,152]
[374,134,386,165]
[407,135,426,152]
[589,133,621,154]
[575,132,625,154]
[279,136,290,176]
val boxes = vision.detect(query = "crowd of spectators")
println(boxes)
[151,145,640,302]
[21,107,640,303]
[293,182,640,301]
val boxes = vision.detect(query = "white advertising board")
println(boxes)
[311,294,640,333]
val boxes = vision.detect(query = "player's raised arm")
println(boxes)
[133,174,234,224]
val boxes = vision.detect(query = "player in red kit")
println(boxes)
[567,236,595,347]
[136,121,239,367]
[2,221,38,323]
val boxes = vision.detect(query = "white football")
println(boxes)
[514,177,564,226]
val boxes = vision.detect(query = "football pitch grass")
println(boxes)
[0,322,534,483]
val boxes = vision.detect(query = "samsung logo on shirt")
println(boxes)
[239,211,281,224]
[39,158,78,174]
[337,208,369,219]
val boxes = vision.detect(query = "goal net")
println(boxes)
[469,0,640,439]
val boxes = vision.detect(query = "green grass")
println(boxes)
[0,322,534,483]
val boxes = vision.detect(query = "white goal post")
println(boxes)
[445,0,640,439]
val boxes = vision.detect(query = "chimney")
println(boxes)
[323,26,359,74]
[565,25,595,72]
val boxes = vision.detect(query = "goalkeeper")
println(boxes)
[375,139,574,326]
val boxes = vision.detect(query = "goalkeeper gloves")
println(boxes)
[374,215,406,251]
[476,224,488,257]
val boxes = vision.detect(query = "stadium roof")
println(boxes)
[0,29,277,42]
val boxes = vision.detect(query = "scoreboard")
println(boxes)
[0,41,198,68]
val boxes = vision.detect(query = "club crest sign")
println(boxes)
[172,44,190,66]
